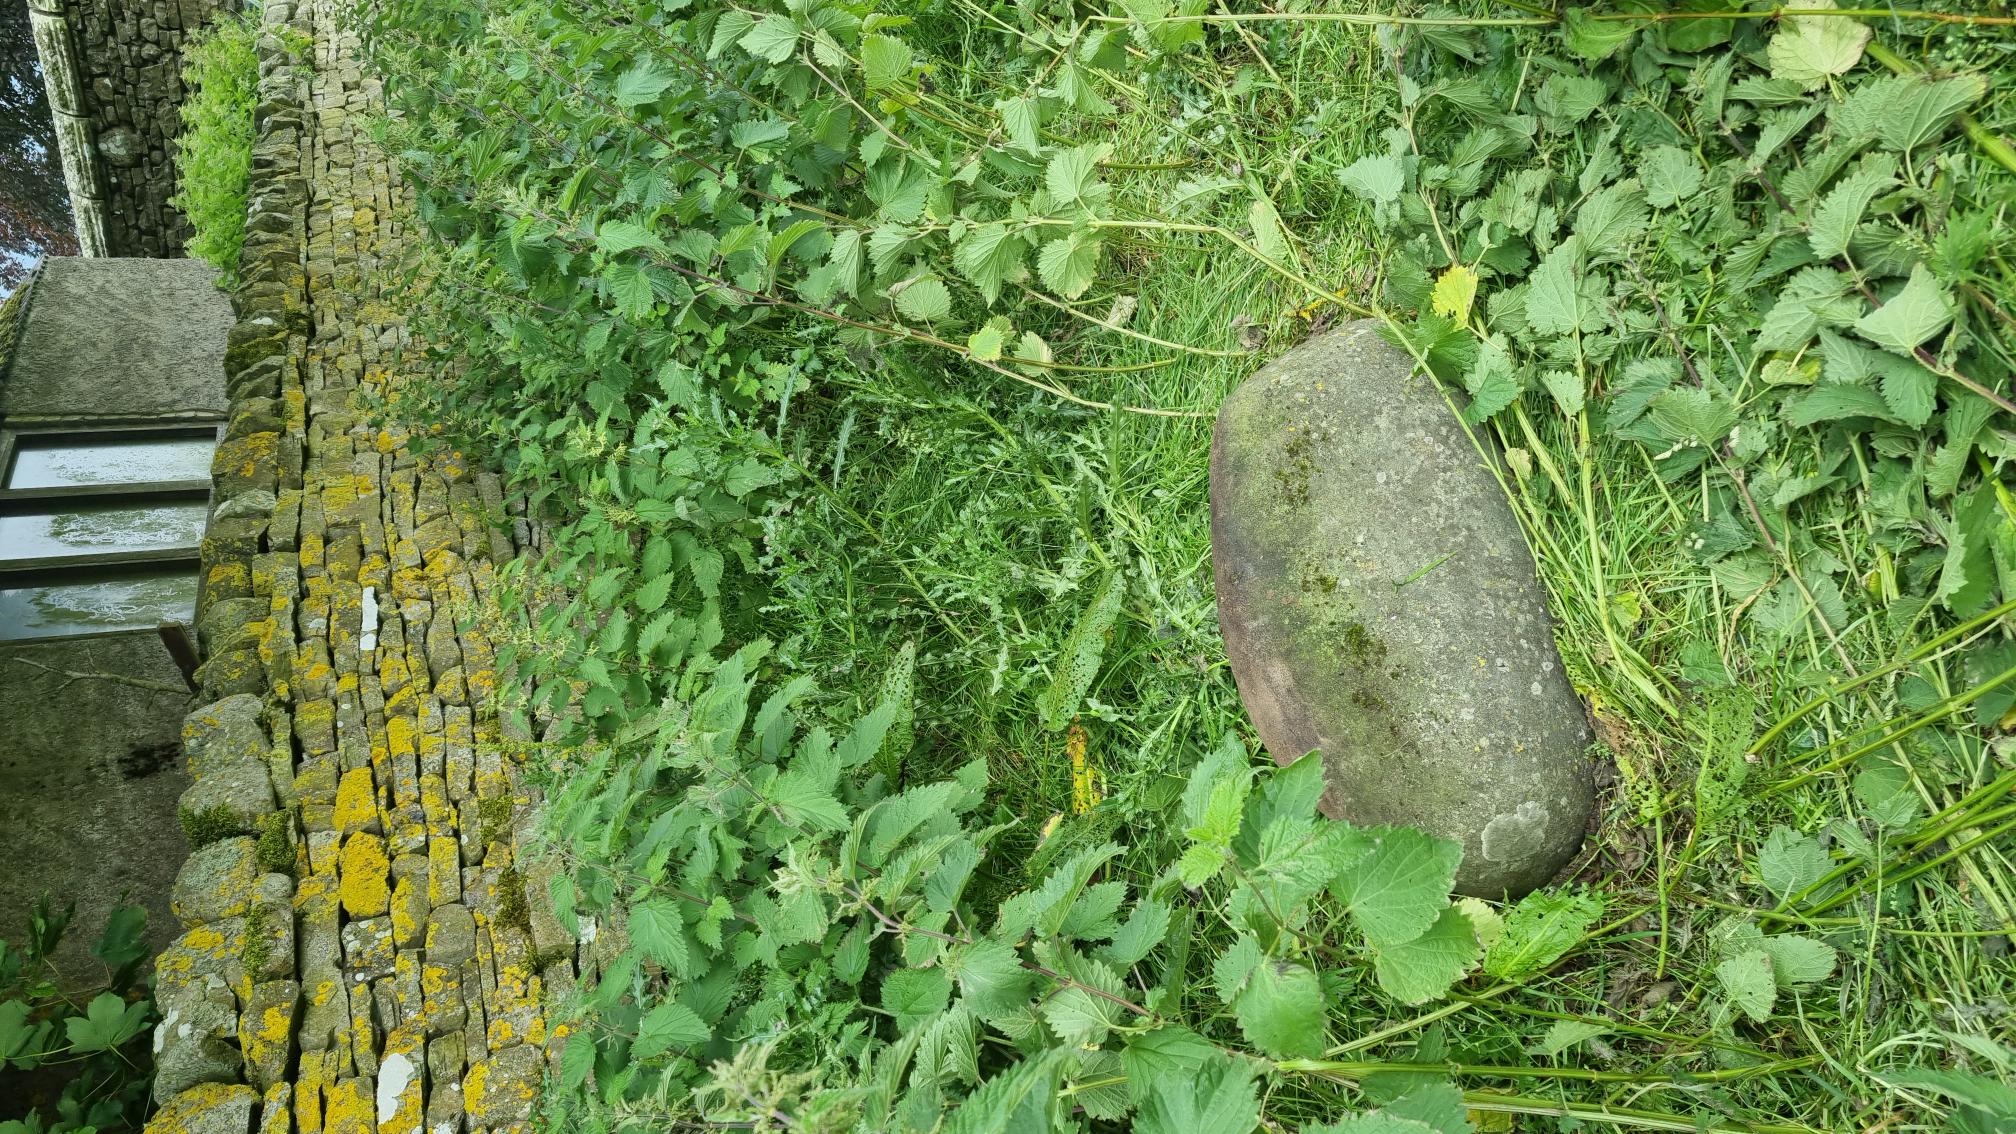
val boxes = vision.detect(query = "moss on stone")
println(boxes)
[256,810,296,875]
[495,864,531,935]
[477,795,512,850]
[182,802,249,847]
[241,902,272,975]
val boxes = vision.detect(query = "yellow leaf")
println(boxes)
[1430,263,1479,323]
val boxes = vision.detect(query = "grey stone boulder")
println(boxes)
[179,756,276,833]
[170,837,260,925]
[152,975,242,1103]
[1210,321,1593,897]
[183,696,269,778]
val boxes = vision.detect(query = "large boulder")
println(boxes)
[1211,321,1593,897]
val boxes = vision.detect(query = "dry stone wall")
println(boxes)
[144,3,567,1132]
[27,0,234,257]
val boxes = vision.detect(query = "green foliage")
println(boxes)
[255,810,296,875]
[0,897,155,1134]
[353,0,2016,1128]
[171,5,262,284]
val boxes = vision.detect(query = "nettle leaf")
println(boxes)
[1371,905,1480,1005]
[1716,949,1778,1022]
[1525,242,1603,336]
[629,898,691,974]
[894,277,953,322]
[1482,888,1603,981]
[1132,1048,1261,1134]
[952,224,1027,305]
[1875,73,1987,151]
[1639,145,1702,209]
[739,14,802,64]
[1339,155,1405,204]
[1233,959,1325,1059]
[597,219,667,257]
[614,60,676,107]
[1331,826,1460,949]
[1429,264,1477,323]
[1758,933,1837,987]
[1766,0,1870,90]
[632,1000,710,1059]
[1878,355,1939,428]
[883,967,952,1031]
[862,34,913,91]
[1037,232,1103,300]
[1854,264,1955,356]
[1759,825,1832,903]
[1807,164,1895,261]
[1122,1027,1223,1107]
[1046,143,1112,210]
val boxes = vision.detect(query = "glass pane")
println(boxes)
[0,571,197,639]
[6,435,216,488]
[0,500,207,561]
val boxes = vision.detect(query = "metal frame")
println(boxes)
[0,423,221,640]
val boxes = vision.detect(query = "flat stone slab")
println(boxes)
[1211,321,1593,896]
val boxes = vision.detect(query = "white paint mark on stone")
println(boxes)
[361,585,380,652]
[379,1050,416,1122]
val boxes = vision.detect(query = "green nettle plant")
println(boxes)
[351,0,2016,1128]
[0,898,155,1134]
[172,3,264,283]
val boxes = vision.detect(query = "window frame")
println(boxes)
[0,423,221,640]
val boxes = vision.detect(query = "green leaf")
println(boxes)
[862,34,913,90]
[1133,1048,1261,1134]
[883,967,951,1031]
[1876,74,1988,151]
[1562,8,1636,61]
[64,992,146,1054]
[1371,905,1480,1005]
[1046,143,1112,210]
[613,61,676,107]
[1211,933,1263,1003]
[628,899,690,975]
[951,224,1026,305]
[1534,1019,1612,1057]
[739,15,801,64]
[1639,145,1702,209]
[894,277,953,322]
[1758,933,1837,987]
[1525,242,1600,337]
[1122,1027,1223,1107]
[1037,233,1103,300]
[1877,355,1938,428]
[605,261,655,320]
[1808,164,1894,260]
[1716,949,1778,1022]
[597,219,667,257]
[1767,0,1870,90]
[959,317,1006,362]
[632,999,710,1059]
[1332,826,1461,949]
[1233,958,1326,1059]
[1037,571,1125,729]
[950,938,1038,1018]
[1854,264,1955,356]
[1251,197,1291,265]
[1541,368,1584,416]
[1339,155,1405,204]
[1759,825,1831,903]
[1483,888,1603,981]
[633,569,673,613]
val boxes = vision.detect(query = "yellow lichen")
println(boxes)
[337,832,390,916]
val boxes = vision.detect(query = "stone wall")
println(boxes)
[27,0,235,257]
[141,2,561,1131]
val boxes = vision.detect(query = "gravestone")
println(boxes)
[1211,320,1593,897]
